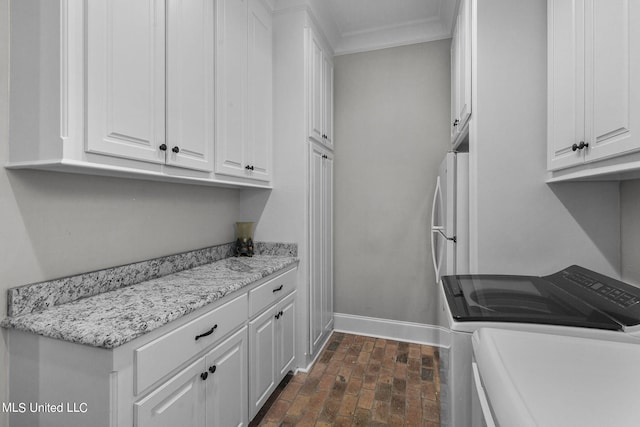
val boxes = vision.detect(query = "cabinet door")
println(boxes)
[309,146,325,355]
[308,29,324,143]
[584,0,640,162]
[135,358,206,427]
[322,55,334,148]
[165,0,215,172]
[457,0,472,131]
[277,292,296,378]
[86,0,166,164]
[451,0,471,143]
[205,327,248,427]
[247,0,273,181]
[216,0,249,177]
[249,306,277,419]
[450,20,460,141]
[547,0,586,170]
[322,153,334,333]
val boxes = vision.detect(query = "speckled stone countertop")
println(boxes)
[1,255,298,349]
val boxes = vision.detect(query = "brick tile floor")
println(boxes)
[251,332,441,426]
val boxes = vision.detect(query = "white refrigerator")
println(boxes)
[431,152,470,283]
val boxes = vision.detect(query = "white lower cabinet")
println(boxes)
[7,265,297,427]
[249,291,296,419]
[276,294,296,378]
[206,326,248,427]
[135,359,206,427]
[135,327,247,427]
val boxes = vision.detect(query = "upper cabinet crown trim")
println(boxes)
[272,0,458,56]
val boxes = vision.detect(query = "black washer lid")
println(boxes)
[442,274,622,331]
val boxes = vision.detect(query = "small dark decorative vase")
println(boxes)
[235,222,255,257]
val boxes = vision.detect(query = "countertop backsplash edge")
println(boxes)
[7,241,298,318]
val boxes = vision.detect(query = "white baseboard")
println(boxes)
[333,313,451,348]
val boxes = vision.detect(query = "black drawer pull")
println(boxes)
[273,285,283,293]
[195,324,218,341]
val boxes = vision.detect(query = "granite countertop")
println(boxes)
[1,255,298,349]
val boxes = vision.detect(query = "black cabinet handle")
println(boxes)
[245,165,255,170]
[201,372,208,380]
[159,144,167,151]
[172,146,180,153]
[453,119,459,127]
[273,285,283,293]
[208,365,217,374]
[275,310,284,319]
[572,141,589,152]
[195,324,218,341]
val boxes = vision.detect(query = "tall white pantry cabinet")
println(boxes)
[309,144,334,356]
[249,6,334,368]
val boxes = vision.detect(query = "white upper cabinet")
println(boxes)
[323,55,335,148]
[86,0,167,167]
[451,0,472,146]
[248,0,273,180]
[87,0,214,172]
[166,0,216,172]
[8,1,272,188]
[307,27,334,150]
[215,0,273,182]
[548,0,640,179]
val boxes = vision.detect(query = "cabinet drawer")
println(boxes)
[249,267,296,318]
[135,293,248,395]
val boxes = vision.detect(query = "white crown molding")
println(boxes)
[274,0,459,56]
[272,0,340,51]
[335,18,449,56]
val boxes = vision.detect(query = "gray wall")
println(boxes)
[621,180,640,285]
[472,0,620,277]
[0,0,240,423]
[333,40,451,325]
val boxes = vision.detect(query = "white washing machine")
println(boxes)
[438,265,640,427]
[471,327,640,427]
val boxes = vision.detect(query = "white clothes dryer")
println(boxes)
[438,265,640,427]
